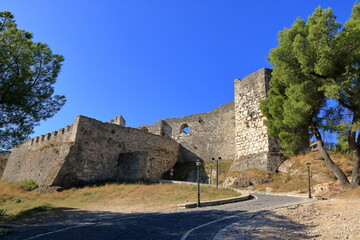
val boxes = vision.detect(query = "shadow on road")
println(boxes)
[215,209,320,240]
[2,206,319,240]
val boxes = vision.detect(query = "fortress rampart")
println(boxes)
[1,68,284,187]
[2,116,180,187]
[1,120,78,186]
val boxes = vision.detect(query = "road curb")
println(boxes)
[145,179,251,208]
[247,190,326,200]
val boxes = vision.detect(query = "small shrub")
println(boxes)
[20,180,38,191]
[0,209,6,216]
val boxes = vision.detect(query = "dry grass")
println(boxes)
[203,159,233,172]
[248,151,354,193]
[0,180,239,222]
[288,151,353,178]
[220,151,355,195]
[334,186,360,199]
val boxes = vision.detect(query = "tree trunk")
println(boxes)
[351,150,360,186]
[311,126,350,186]
[349,115,360,186]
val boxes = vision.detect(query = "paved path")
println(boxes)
[3,194,307,240]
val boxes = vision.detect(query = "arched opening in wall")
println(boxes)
[179,123,190,134]
[140,127,149,133]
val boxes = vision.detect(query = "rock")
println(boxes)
[313,183,331,194]
[290,169,306,177]
[266,187,273,193]
[235,179,251,188]
[222,176,237,187]
[312,172,331,182]
[222,173,271,188]
[278,159,296,173]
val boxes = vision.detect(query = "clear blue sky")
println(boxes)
[2,0,357,139]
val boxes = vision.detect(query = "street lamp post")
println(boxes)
[216,157,221,189]
[196,159,203,207]
[210,158,214,185]
[306,162,312,198]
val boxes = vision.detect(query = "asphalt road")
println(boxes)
[3,193,306,240]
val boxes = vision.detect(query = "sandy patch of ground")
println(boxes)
[221,199,360,239]
[273,199,360,239]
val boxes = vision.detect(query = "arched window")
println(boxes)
[179,123,190,134]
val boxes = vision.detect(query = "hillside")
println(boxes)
[222,151,357,198]
[168,151,359,197]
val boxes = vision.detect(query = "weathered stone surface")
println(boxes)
[313,182,331,194]
[278,159,296,173]
[2,68,284,187]
[139,101,236,162]
[2,122,78,186]
[0,151,10,178]
[312,172,331,182]
[222,170,272,188]
[2,116,179,187]
[231,68,283,172]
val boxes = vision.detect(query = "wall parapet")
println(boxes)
[29,125,74,146]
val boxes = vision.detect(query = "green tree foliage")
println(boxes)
[261,3,360,186]
[0,11,65,150]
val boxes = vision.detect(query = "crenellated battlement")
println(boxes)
[29,124,74,146]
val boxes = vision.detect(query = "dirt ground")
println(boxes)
[274,199,360,239]
[217,198,360,240]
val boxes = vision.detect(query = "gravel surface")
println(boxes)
[218,199,360,240]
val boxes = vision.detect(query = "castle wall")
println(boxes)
[53,116,180,187]
[0,151,10,178]
[2,116,179,187]
[139,102,236,162]
[231,68,282,171]
[1,121,79,186]
[1,68,285,187]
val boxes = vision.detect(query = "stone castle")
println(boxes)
[1,68,283,187]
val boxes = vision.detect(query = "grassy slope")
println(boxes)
[217,151,358,197]
[247,151,354,193]
[0,180,239,223]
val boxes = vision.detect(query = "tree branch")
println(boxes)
[338,98,356,112]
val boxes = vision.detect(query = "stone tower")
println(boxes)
[231,68,283,171]
[108,115,126,127]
